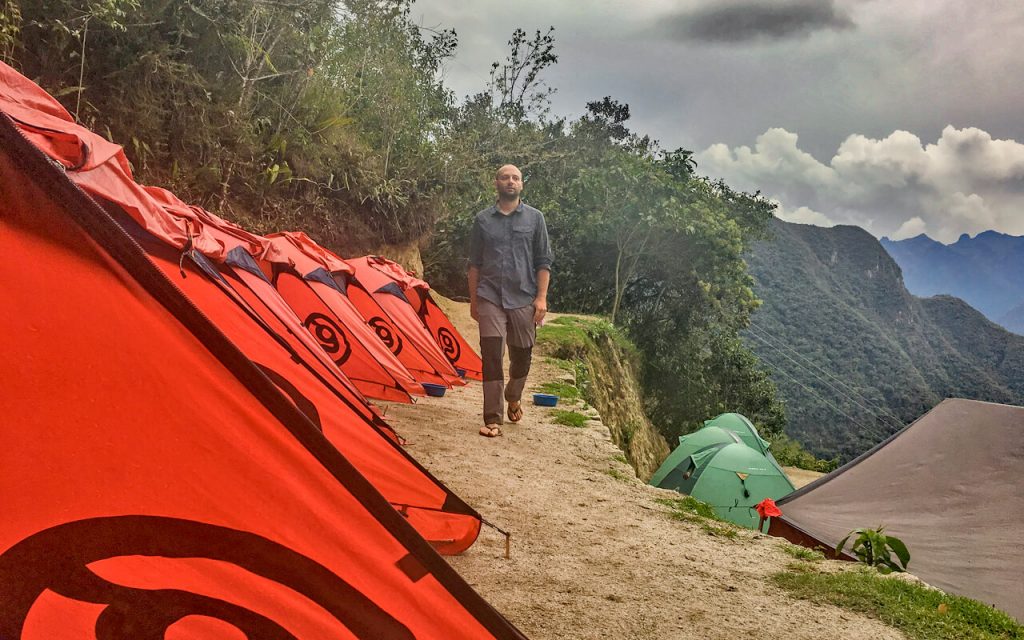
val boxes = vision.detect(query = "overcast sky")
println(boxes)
[413,0,1024,243]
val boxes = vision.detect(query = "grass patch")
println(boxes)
[605,467,632,482]
[781,544,825,562]
[612,453,628,465]
[544,356,577,373]
[774,567,1024,640]
[552,409,588,428]
[538,315,638,362]
[537,318,592,359]
[655,496,740,539]
[538,380,580,403]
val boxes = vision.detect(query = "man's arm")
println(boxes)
[468,265,480,321]
[532,212,553,325]
[533,268,550,325]
[468,214,484,321]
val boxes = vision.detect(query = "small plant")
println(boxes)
[552,409,588,428]
[783,544,825,562]
[605,467,631,482]
[836,526,910,574]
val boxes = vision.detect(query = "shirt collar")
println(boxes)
[491,200,525,215]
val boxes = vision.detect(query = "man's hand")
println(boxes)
[470,298,479,322]
[533,297,547,326]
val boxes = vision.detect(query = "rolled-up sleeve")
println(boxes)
[468,215,484,268]
[533,212,553,271]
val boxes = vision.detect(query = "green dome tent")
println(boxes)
[649,426,741,487]
[703,413,770,456]
[656,442,796,529]
[650,413,795,529]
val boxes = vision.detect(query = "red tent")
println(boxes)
[0,105,525,637]
[273,233,466,387]
[0,62,482,554]
[354,255,483,381]
[346,255,468,387]
[263,231,426,402]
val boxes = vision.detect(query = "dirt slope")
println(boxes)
[381,301,903,640]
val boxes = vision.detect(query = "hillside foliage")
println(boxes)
[5,0,800,450]
[745,219,1024,461]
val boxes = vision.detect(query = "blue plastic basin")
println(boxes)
[532,393,558,407]
[422,383,447,397]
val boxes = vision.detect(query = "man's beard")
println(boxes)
[498,190,521,203]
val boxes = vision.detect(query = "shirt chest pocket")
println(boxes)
[512,223,535,237]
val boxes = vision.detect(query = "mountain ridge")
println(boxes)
[880,229,1024,332]
[744,218,1024,460]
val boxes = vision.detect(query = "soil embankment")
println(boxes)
[381,300,903,640]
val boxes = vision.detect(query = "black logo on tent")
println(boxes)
[369,317,403,356]
[304,312,352,366]
[0,516,413,638]
[436,327,461,363]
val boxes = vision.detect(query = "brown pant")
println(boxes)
[477,299,536,425]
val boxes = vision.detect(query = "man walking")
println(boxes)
[468,164,553,437]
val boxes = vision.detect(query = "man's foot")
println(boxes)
[507,401,523,423]
[479,424,503,438]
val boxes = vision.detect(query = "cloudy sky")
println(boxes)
[413,0,1024,242]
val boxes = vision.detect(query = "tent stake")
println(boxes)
[481,517,511,559]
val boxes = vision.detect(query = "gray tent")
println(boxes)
[768,398,1024,621]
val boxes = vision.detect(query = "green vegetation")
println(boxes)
[9,0,790,471]
[538,380,580,404]
[837,527,910,574]
[655,496,740,539]
[768,432,839,473]
[775,568,1024,640]
[552,409,588,428]
[745,219,1024,461]
[605,467,631,482]
[781,544,825,562]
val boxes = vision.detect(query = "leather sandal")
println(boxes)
[507,401,523,423]
[479,425,503,438]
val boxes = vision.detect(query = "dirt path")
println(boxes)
[382,302,903,640]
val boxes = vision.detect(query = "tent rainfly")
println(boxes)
[0,61,484,555]
[0,63,526,636]
[769,398,1024,622]
[354,254,484,381]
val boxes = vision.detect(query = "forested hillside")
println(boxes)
[745,219,1024,461]
[881,231,1024,334]
[1,0,788,449]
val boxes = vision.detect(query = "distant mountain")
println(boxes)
[880,230,1024,333]
[1000,300,1024,335]
[743,219,1024,462]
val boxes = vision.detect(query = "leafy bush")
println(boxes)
[836,526,910,574]
[768,432,839,472]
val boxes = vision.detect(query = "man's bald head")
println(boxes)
[495,164,522,181]
[495,164,524,205]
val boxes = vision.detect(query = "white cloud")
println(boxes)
[696,126,1024,243]
[773,201,835,227]
[890,216,927,240]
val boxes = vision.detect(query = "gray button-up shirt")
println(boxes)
[469,201,553,309]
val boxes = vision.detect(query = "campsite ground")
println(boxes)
[381,302,904,640]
